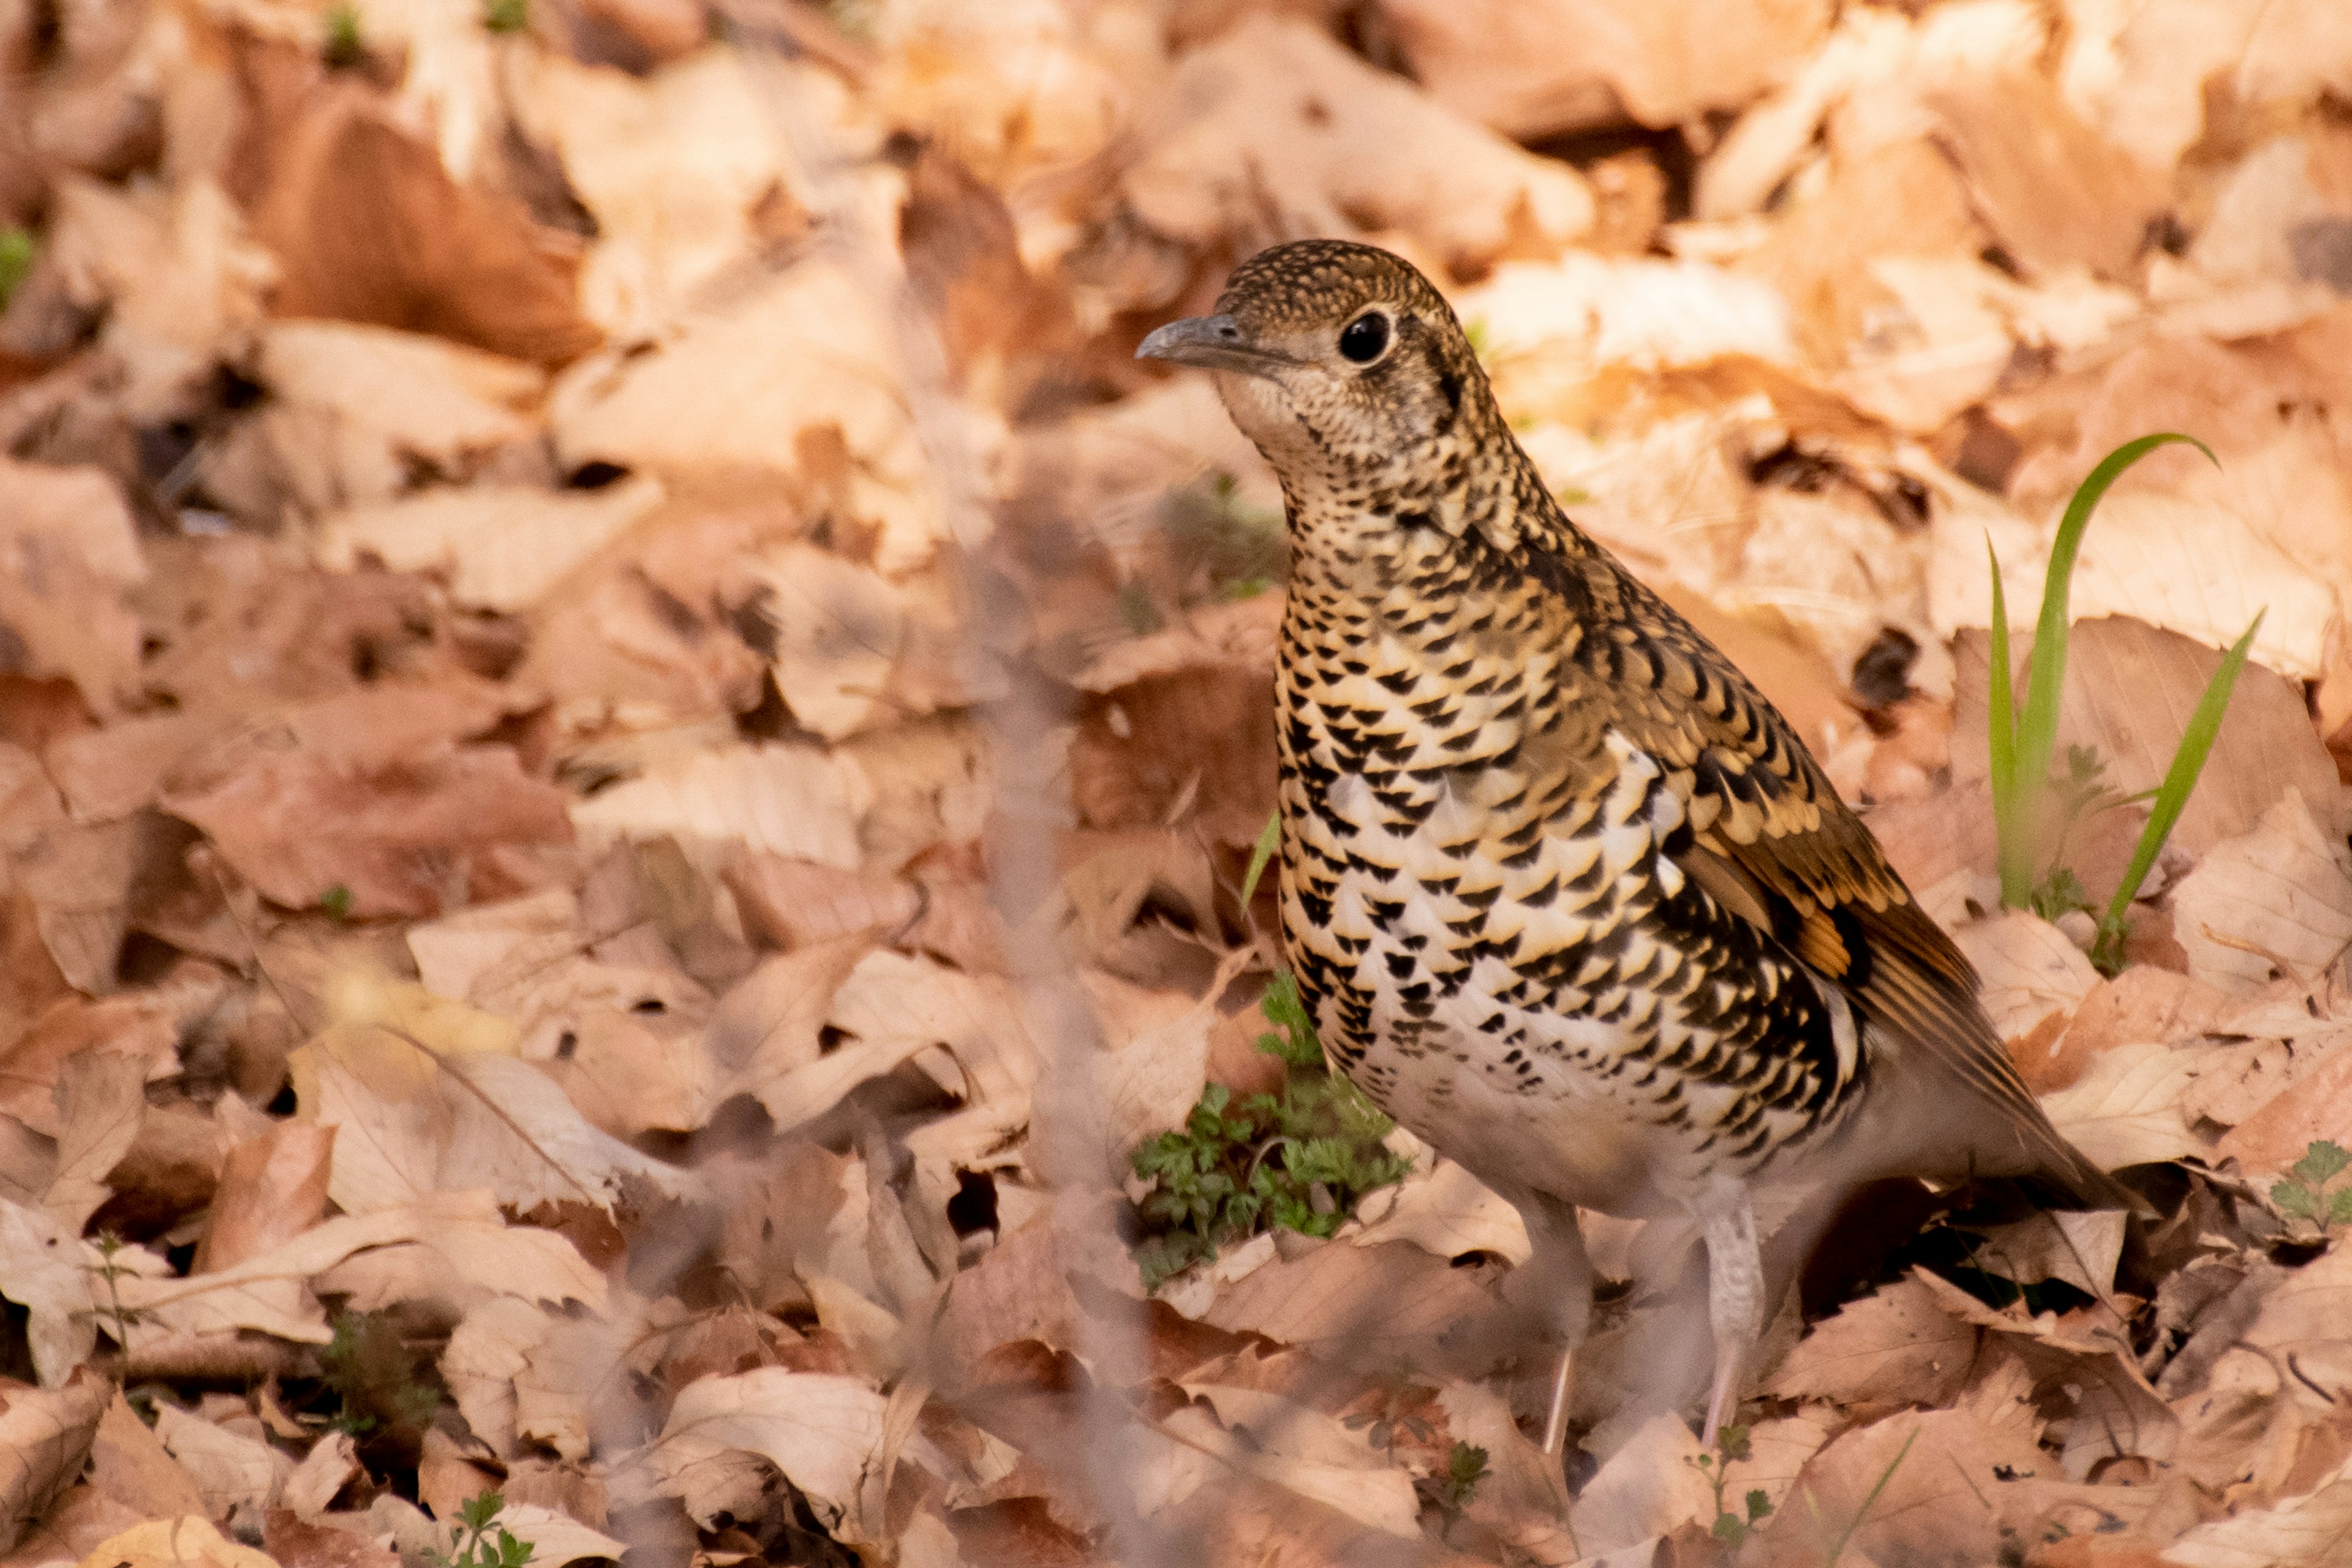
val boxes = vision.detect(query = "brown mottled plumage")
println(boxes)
[1140,239,2138,1449]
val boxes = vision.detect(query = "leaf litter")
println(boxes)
[8,1,2352,1566]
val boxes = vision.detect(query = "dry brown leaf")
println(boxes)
[503,48,831,336]
[742,543,909,742]
[88,1395,206,1523]
[640,1369,889,1538]
[1202,1236,1523,1381]
[1953,618,2339,869]
[112,1191,605,1347]
[2215,1038,2352,1182]
[2161,1459,2352,1568]
[1382,0,1831,139]
[2040,1040,2206,1171]
[1956,910,2101,1041]
[280,1433,356,1523]
[262,1510,400,1568]
[1347,1150,1530,1265]
[315,478,665,613]
[1150,1389,1422,1538]
[1568,1411,1715,1558]
[2171,791,2352,993]
[246,93,599,368]
[548,260,952,576]
[0,1198,98,1385]
[1968,1209,2128,1297]
[1765,1274,1980,1408]
[2021,968,2235,1095]
[238,320,545,515]
[43,1047,148,1234]
[568,743,864,873]
[0,458,145,716]
[153,1401,286,1522]
[43,175,273,421]
[66,1516,279,1568]
[195,1122,336,1276]
[1752,1359,2051,1567]
[0,1374,109,1556]
[1927,71,2166,280]
[165,744,570,919]
[1117,15,1593,283]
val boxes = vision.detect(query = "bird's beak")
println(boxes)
[1136,314,1289,379]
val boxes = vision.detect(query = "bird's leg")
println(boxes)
[1518,1197,1593,1458]
[1697,1180,1763,1447]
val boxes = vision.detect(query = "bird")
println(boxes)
[1137,239,2143,1453]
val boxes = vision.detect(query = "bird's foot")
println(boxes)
[1697,1180,1764,1447]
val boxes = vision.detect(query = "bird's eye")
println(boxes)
[1338,311,1391,364]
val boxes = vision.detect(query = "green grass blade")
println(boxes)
[1986,537,2024,905]
[2100,610,2263,937]
[2002,432,2217,909]
[1240,807,1281,908]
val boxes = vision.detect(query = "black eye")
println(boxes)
[1338,311,1390,364]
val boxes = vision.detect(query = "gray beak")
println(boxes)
[1136,314,1289,378]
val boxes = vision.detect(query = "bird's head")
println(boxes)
[1137,241,1502,520]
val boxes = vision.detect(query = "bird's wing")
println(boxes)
[1586,571,2136,1209]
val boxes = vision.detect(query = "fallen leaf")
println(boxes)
[2215,1040,2352,1182]
[641,1369,888,1536]
[1382,0,1833,139]
[314,477,665,613]
[568,743,864,873]
[239,320,544,516]
[153,1401,286,1521]
[43,1048,148,1234]
[195,1121,336,1275]
[1952,618,2340,868]
[1568,1411,1714,1559]
[66,1516,279,1568]
[2170,791,2352,993]
[0,1375,113,1556]
[0,1197,97,1384]
[1765,1274,1980,1408]
[0,457,145,715]
[2040,1040,2206,1171]
[1116,15,1593,283]
[1956,911,2101,1041]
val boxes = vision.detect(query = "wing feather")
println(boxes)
[1586,569,2139,1211]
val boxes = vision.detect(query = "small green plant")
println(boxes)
[429,1492,534,1568]
[1463,316,1491,361]
[1986,433,2261,974]
[1240,809,1281,908]
[481,0,527,31]
[1161,470,1286,603]
[88,1232,143,1350]
[323,2,364,66]
[320,884,355,921]
[1686,1423,1773,1546]
[1803,1424,1917,1567]
[2272,1140,2352,1232]
[1131,974,1409,1289]
[320,1309,441,1437]
[0,227,34,312]
[1420,1441,1489,1535]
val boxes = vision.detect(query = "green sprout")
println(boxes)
[323,2,365,66]
[1687,1423,1773,1546]
[1240,809,1280,908]
[1420,1441,1490,1536]
[1130,973,1408,1289]
[1985,433,2260,974]
[482,0,527,31]
[320,884,355,921]
[428,1493,533,1568]
[0,228,34,311]
[2272,1140,2352,1232]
